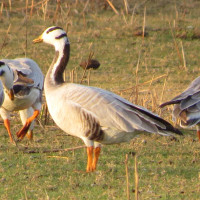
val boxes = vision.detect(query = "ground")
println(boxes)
[0,1,200,199]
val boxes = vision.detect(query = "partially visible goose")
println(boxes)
[0,58,44,143]
[160,76,200,142]
[33,26,182,172]
[0,61,14,106]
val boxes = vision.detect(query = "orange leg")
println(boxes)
[4,119,15,143]
[92,147,101,171]
[86,146,94,172]
[197,130,200,142]
[16,110,39,140]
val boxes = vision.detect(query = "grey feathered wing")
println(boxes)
[160,76,200,127]
[64,83,182,136]
[160,76,200,109]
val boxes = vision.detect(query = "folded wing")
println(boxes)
[63,83,182,135]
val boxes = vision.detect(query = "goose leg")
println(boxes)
[197,130,200,142]
[19,108,35,141]
[92,147,101,171]
[197,125,200,142]
[26,130,33,140]
[16,110,39,140]
[86,146,94,172]
[4,119,15,143]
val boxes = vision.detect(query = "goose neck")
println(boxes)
[45,41,70,86]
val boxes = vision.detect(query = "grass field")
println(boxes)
[0,0,200,199]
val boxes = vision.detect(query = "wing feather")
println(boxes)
[63,83,180,134]
[160,76,200,108]
[180,96,200,110]
[191,91,200,99]
[187,104,199,112]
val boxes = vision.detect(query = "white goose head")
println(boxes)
[33,26,70,85]
[0,61,14,100]
[33,26,69,51]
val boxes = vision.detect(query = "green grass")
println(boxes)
[1,130,199,200]
[0,0,200,199]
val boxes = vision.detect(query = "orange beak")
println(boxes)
[8,89,14,100]
[33,34,43,43]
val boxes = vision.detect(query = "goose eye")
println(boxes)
[0,70,5,76]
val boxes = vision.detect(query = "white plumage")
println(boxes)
[160,76,200,141]
[33,26,182,172]
[0,58,44,143]
[0,81,5,107]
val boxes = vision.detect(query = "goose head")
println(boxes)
[33,26,69,50]
[0,61,14,100]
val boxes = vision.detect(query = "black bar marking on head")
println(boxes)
[0,61,5,66]
[46,26,63,34]
[55,33,67,39]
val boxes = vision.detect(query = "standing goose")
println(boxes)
[160,76,200,142]
[0,58,44,143]
[33,26,182,172]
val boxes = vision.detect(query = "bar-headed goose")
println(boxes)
[33,26,182,172]
[0,58,44,143]
[160,76,200,142]
[0,61,14,105]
